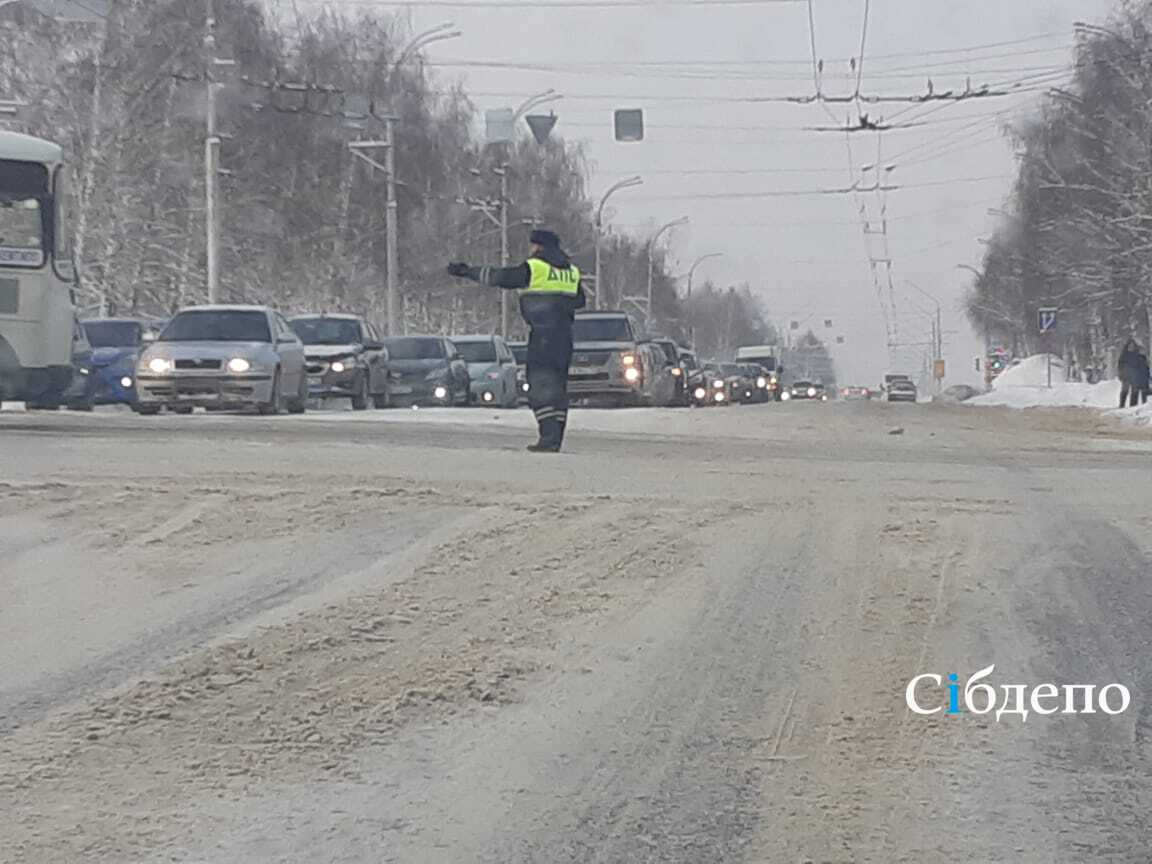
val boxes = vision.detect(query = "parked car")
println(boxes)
[568,311,675,407]
[290,313,389,410]
[135,305,307,415]
[81,317,165,406]
[508,340,530,404]
[841,385,873,401]
[382,335,470,406]
[693,363,733,406]
[887,380,918,403]
[781,380,828,402]
[451,334,520,407]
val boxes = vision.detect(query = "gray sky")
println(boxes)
[296,0,1116,384]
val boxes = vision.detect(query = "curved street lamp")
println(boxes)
[684,252,721,349]
[592,176,642,309]
[647,216,688,321]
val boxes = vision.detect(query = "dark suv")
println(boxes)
[568,311,675,406]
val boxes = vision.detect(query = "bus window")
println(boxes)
[53,166,74,281]
[0,159,47,268]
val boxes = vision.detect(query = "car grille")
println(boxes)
[570,372,610,382]
[570,350,613,367]
[174,358,222,370]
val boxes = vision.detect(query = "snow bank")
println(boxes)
[993,354,1067,388]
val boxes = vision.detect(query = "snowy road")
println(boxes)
[3,401,1152,862]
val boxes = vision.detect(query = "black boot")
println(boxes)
[528,417,563,452]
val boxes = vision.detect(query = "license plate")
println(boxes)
[570,367,595,376]
[391,385,413,395]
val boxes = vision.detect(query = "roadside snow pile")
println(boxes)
[969,354,1122,410]
[1108,402,1152,427]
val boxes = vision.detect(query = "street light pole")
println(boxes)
[647,216,688,323]
[204,0,220,303]
[379,23,461,335]
[494,165,510,338]
[593,176,641,310]
[685,252,722,348]
[906,280,942,390]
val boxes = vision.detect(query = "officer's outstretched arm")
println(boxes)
[450,262,531,289]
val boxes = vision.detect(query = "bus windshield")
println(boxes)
[0,160,47,267]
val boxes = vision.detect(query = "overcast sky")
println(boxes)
[294,0,1117,384]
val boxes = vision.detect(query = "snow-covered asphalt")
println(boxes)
[3,400,1152,862]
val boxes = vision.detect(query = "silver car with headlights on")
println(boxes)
[134,305,307,415]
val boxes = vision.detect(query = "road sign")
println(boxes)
[485,108,515,144]
[933,359,946,380]
[1038,307,1058,334]
[614,109,644,142]
[525,113,557,145]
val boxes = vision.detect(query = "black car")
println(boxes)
[290,313,390,410]
[720,363,758,404]
[782,380,828,402]
[693,363,733,406]
[382,336,470,406]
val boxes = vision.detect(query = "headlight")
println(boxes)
[770,377,778,385]
[807,387,817,397]
[624,367,641,382]
[79,366,90,375]
[486,371,501,380]
[433,386,448,399]
[330,360,347,374]
[694,387,706,399]
[780,391,791,401]
[714,392,725,402]
[671,367,682,377]
[120,376,133,388]
[713,379,725,389]
[621,353,636,367]
[757,376,767,388]
[482,391,495,402]
[228,357,251,373]
[147,357,172,374]
[521,382,530,392]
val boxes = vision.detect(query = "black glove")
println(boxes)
[447,262,471,278]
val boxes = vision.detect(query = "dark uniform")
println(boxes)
[448,230,585,452]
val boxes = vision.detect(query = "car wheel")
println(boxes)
[258,369,282,416]
[134,404,161,416]
[350,373,369,411]
[286,371,307,414]
[171,405,193,415]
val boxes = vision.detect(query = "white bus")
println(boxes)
[0,131,76,404]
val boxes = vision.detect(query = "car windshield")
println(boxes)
[794,382,813,389]
[290,317,363,345]
[160,310,271,343]
[509,344,527,364]
[721,364,742,376]
[385,337,445,360]
[573,317,633,343]
[83,320,142,348]
[655,342,678,363]
[454,340,497,364]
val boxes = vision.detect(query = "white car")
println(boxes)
[135,305,307,415]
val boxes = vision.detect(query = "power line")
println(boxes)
[624,174,1010,201]
[312,0,806,7]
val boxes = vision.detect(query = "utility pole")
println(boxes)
[497,165,509,338]
[384,114,398,335]
[204,0,220,303]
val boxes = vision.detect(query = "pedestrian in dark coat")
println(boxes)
[1118,338,1149,407]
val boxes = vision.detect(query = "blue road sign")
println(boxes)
[1038,307,1058,334]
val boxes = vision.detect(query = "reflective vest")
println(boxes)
[524,258,580,296]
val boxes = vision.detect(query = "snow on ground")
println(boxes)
[966,353,1152,427]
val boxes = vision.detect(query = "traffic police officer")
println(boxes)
[447,229,584,452]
